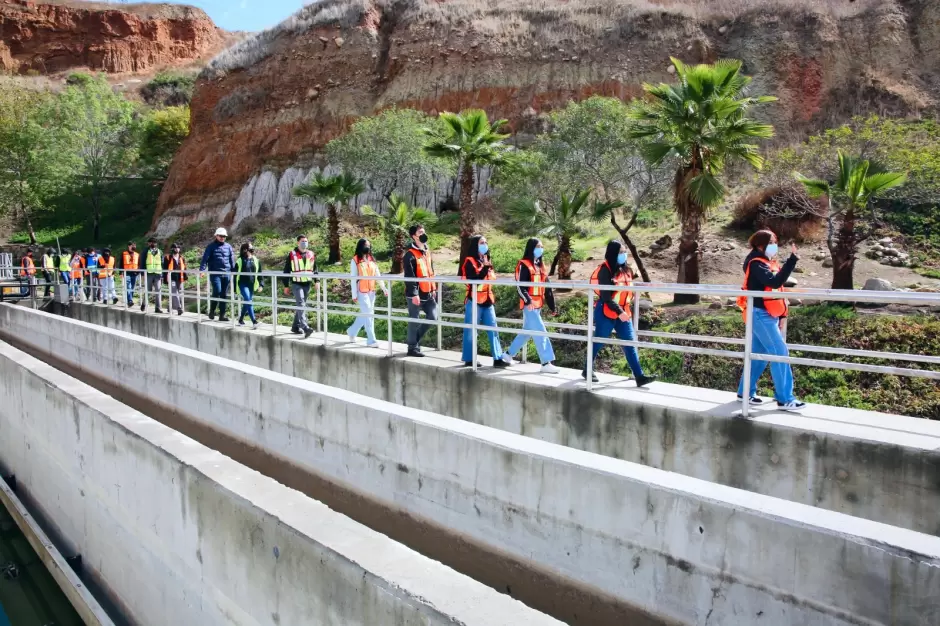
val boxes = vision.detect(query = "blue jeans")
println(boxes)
[125,272,138,304]
[69,277,82,299]
[507,307,555,364]
[209,275,230,318]
[590,302,645,378]
[738,308,795,403]
[238,285,256,324]
[348,291,377,344]
[461,302,503,362]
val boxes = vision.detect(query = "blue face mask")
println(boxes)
[533,247,544,259]
[617,252,628,266]
[478,243,489,256]
[765,243,779,258]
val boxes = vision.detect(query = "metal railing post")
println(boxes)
[471,296,478,373]
[230,273,236,327]
[196,272,201,321]
[387,288,393,357]
[123,270,128,311]
[742,296,754,418]
[586,288,595,392]
[634,285,641,325]
[315,281,322,333]
[322,278,328,345]
[271,277,278,336]
[436,282,442,352]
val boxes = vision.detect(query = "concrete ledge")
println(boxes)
[6,305,940,625]
[0,339,560,626]
[65,302,940,536]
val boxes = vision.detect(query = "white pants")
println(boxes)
[171,280,184,311]
[99,276,117,301]
[347,291,377,344]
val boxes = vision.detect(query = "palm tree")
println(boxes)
[506,189,597,280]
[629,57,777,303]
[293,171,365,264]
[796,151,906,289]
[363,193,437,274]
[424,109,512,262]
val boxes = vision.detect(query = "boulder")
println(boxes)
[879,258,893,265]
[822,258,834,268]
[722,243,736,251]
[638,299,654,312]
[879,237,893,244]
[784,277,798,288]
[884,248,900,257]
[709,301,723,310]
[863,278,894,291]
[814,253,827,261]
[654,234,673,249]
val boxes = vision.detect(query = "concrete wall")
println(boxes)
[0,339,560,626]
[66,303,940,536]
[6,304,940,626]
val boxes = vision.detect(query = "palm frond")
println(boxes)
[686,172,726,208]
[795,173,831,198]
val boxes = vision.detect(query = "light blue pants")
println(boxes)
[461,302,503,362]
[738,307,796,403]
[507,307,555,364]
[348,291,377,344]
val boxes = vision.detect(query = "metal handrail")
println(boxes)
[4,264,939,418]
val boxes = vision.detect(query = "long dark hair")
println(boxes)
[354,238,371,259]
[239,242,252,257]
[522,238,547,275]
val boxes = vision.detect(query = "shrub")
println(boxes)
[213,86,269,122]
[140,71,196,107]
[731,186,825,242]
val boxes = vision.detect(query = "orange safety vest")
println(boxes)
[19,257,36,277]
[590,261,633,320]
[122,250,139,270]
[70,257,85,279]
[515,259,545,309]
[353,254,378,293]
[737,258,788,320]
[166,256,187,282]
[97,256,115,278]
[462,257,495,306]
[411,248,435,294]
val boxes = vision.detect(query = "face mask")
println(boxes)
[363,247,371,256]
[172,250,180,256]
[533,247,544,259]
[478,243,489,256]
[298,241,308,251]
[617,252,628,266]
[765,243,779,257]
[418,233,429,244]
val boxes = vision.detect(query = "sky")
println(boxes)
[166,0,307,32]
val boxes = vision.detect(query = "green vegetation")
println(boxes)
[362,193,437,274]
[292,172,365,264]
[140,70,196,107]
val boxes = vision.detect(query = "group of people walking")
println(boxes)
[13,224,804,408]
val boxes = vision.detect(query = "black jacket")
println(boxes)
[516,261,556,313]
[595,241,632,316]
[461,254,495,308]
[403,243,434,299]
[743,249,798,310]
[281,248,319,287]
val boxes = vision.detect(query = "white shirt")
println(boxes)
[350,257,387,300]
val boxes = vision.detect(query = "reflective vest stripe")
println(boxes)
[290,251,315,282]
[515,259,544,309]
[41,255,54,270]
[462,257,495,305]
[58,256,70,272]
[97,257,115,278]
[737,258,788,320]
[590,262,633,320]
[122,251,139,269]
[411,248,434,293]
[20,258,35,277]
[354,255,378,293]
[70,258,84,279]
[145,250,162,274]
[234,258,259,291]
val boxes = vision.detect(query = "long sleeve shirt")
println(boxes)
[743,251,798,310]
[281,249,319,287]
[595,264,629,316]
[199,241,236,273]
[461,256,495,308]
[402,243,433,299]
[516,262,556,313]
[350,258,387,300]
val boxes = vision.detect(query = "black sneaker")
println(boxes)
[140,304,146,312]
[219,316,230,322]
[290,328,302,334]
[303,328,313,339]
[777,400,807,412]
[493,359,510,369]
[208,314,215,321]
[112,298,118,305]
[408,348,426,358]
[238,321,246,326]
[176,309,183,316]
[581,369,599,383]
[155,309,163,314]
[738,395,764,405]
[635,374,658,388]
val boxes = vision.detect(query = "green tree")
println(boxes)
[293,171,365,264]
[327,108,453,204]
[630,58,776,303]
[506,188,599,280]
[57,74,139,242]
[363,193,437,274]
[140,71,196,107]
[0,83,72,244]
[797,151,907,289]
[138,106,190,179]
[424,109,512,261]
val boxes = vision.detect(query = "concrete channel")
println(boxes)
[3,304,939,626]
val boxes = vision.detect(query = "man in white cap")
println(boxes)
[199,227,236,321]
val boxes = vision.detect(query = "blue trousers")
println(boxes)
[125,272,138,304]
[238,285,256,323]
[209,275,230,318]
[507,307,555,364]
[590,303,645,378]
[461,302,504,362]
[738,308,795,403]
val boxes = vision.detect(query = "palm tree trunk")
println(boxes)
[610,214,651,283]
[327,203,341,264]
[830,207,856,290]
[674,166,703,304]
[558,234,573,280]
[391,230,405,274]
[458,161,475,263]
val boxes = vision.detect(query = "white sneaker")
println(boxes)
[540,363,560,374]
[252,322,260,330]
[366,342,381,349]
[347,333,355,343]
[778,400,807,412]
[501,354,515,364]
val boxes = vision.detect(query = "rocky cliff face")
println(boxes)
[0,0,224,74]
[152,0,939,237]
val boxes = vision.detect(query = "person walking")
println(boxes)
[234,242,262,328]
[736,230,806,412]
[403,224,437,358]
[19,249,36,297]
[57,249,71,289]
[199,227,236,322]
[69,250,85,301]
[40,248,55,296]
[120,242,140,306]
[164,243,188,315]
[347,238,388,347]
[84,247,99,301]
[584,240,657,387]
[96,248,118,304]
[281,234,316,338]
[460,234,511,369]
[139,237,164,313]
[505,238,559,374]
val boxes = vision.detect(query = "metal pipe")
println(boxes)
[742,296,754,418]
[271,277,278,337]
[586,288,594,391]
[471,297,478,373]
[387,289,393,357]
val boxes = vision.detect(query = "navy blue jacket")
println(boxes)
[743,249,798,310]
[200,240,236,273]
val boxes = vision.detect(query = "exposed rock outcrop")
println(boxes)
[153,0,939,236]
[0,0,224,74]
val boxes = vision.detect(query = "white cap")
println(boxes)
[214,227,228,237]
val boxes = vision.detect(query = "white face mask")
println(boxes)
[298,241,308,251]
[765,243,779,258]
